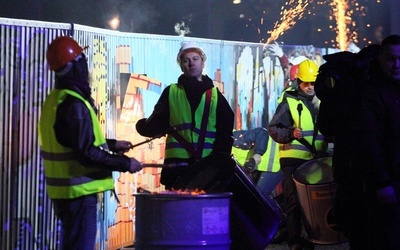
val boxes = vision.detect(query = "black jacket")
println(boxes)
[54,77,131,172]
[359,77,400,189]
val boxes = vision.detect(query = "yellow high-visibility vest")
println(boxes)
[39,89,113,199]
[165,84,218,159]
[279,97,327,160]
[232,136,281,172]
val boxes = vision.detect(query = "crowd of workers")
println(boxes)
[38,34,400,250]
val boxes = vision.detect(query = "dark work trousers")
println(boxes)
[280,158,308,245]
[53,194,98,250]
[367,180,400,249]
[334,182,368,249]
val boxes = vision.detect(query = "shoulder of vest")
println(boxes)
[283,90,298,99]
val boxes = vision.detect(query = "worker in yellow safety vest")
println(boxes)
[39,36,142,250]
[231,127,283,197]
[268,59,329,249]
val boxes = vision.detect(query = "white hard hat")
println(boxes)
[289,55,308,66]
[176,41,206,65]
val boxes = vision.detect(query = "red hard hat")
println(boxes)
[289,64,299,81]
[46,36,84,71]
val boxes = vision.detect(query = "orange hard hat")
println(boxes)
[46,36,85,71]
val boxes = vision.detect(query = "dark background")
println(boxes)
[0,0,398,48]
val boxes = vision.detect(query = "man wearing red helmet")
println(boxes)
[136,41,235,191]
[39,36,142,249]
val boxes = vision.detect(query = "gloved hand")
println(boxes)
[244,158,256,172]
[266,42,284,58]
[114,140,133,153]
[243,154,261,173]
[312,95,321,110]
[128,158,142,173]
[376,186,397,204]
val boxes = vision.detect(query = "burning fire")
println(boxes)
[161,188,206,195]
[264,0,309,46]
[138,187,206,195]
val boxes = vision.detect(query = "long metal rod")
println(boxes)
[141,163,188,168]
[129,136,160,149]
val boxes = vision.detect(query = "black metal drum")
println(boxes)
[225,164,282,250]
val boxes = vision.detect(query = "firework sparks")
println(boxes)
[330,0,350,50]
[265,0,309,46]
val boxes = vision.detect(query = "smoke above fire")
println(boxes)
[174,21,191,36]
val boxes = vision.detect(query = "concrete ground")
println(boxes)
[266,241,350,250]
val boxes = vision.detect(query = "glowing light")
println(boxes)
[330,0,351,50]
[264,0,309,46]
[233,0,241,4]
[108,16,120,30]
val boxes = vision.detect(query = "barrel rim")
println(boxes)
[134,192,233,200]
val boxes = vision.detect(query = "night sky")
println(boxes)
[0,0,396,48]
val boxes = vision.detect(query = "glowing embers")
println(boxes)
[137,186,206,195]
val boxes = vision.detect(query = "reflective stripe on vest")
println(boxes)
[232,135,281,173]
[38,89,113,199]
[279,97,326,160]
[259,137,281,172]
[165,84,217,159]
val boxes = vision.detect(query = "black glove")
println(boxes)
[244,158,256,172]
[128,158,143,173]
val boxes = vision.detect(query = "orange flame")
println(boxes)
[138,186,206,195]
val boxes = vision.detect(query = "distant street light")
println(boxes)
[109,16,120,30]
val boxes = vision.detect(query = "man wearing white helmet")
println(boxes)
[268,59,329,250]
[136,41,235,191]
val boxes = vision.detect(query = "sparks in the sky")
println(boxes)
[265,0,309,46]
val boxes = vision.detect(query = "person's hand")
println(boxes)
[376,186,397,204]
[243,154,261,172]
[114,140,132,153]
[244,158,256,172]
[266,42,284,58]
[312,95,320,110]
[128,158,142,173]
[292,128,303,139]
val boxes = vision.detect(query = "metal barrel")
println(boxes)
[293,157,347,244]
[134,193,232,250]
